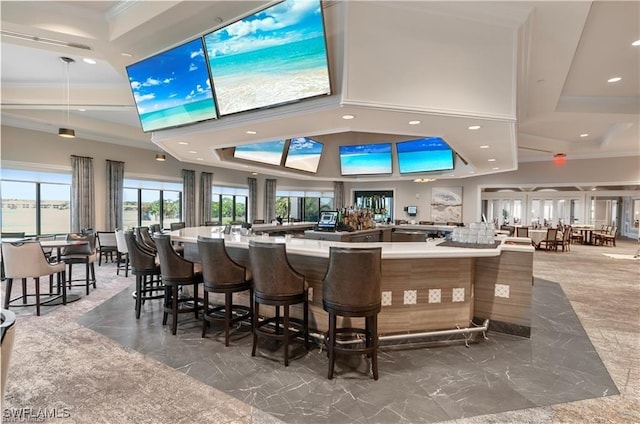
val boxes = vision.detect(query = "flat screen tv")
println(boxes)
[396,137,455,174]
[339,143,393,176]
[203,0,331,116]
[317,210,338,230]
[126,38,217,132]
[233,140,286,165]
[284,137,324,173]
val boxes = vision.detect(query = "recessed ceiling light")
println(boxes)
[468,171,475,174]
[251,172,258,176]
[580,133,589,138]
[83,58,96,65]
[178,141,189,145]
[77,108,86,112]
[492,167,500,170]
[632,39,640,47]
[342,114,355,120]
[188,150,197,154]
[468,125,481,130]
[488,158,496,162]
[196,158,204,161]
[607,77,622,83]
[408,120,421,125]
[480,145,490,149]
[246,130,257,134]
[121,52,133,57]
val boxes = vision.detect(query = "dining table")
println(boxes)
[571,224,596,245]
[527,229,562,248]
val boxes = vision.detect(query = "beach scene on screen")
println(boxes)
[205,0,331,116]
[397,137,454,173]
[285,137,323,173]
[234,140,286,165]
[127,38,217,132]
[340,144,392,175]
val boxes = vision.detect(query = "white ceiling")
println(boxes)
[1,1,639,182]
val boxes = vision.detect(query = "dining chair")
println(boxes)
[538,228,558,251]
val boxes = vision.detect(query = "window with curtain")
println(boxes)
[106,160,124,231]
[1,169,71,235]
[211,185,249,224]
[122,178,182,229]
[275,189,334,222]
[70,155,94,233]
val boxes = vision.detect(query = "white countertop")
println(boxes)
[171,227,533,259]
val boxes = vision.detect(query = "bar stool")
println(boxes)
[2,241,66,316]
[154,234,202,335]
[114,229,130,277]
[197,236,253,346]
[124,230,163,319]
[323,246,382,380]
[59,232,97,295]
[248,240,308,366]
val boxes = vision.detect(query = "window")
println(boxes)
[123,178,182,229]
[212,186,248,224]
[276,190,334,222]
[1,169,71,235]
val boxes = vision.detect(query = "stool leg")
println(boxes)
[328,313,336,379]
[61,270,67,305]
[193,282,198,319]
[68,264,73,288]
[283,305,290,367]
[4,278,13,309]
[135,275,142,319]
[251,301,259,357]
[202,291,209,338]
[371,314,379,381]
[91,263,96,288]
[304,294,309,350]
[172,285,178,335]
[22,278,27,304]
[35,277,41,316]
[85,262,90,295]
[224,292,232,346]
[162,286,170,325]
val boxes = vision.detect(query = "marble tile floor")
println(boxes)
[2,239,638,423]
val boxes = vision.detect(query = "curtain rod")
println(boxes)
[71,155,93,159]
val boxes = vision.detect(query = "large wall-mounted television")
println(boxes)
[233,140,286,165]
[396,137,455,174]
[339,143,393,176]
[126,38,217,132]
[203,0,331,116]
[284,137,324,173]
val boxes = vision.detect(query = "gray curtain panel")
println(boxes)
[334,181,345,210]
[106,160,124,231]
[71,155,95,233]
[265,178,277,222]
[182,169,196,227]
[199,171,213,225]
[248,177,257,223]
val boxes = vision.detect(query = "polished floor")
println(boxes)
[2,239,639,423]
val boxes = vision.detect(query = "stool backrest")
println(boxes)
[2,241,51,279]
[115,229,128,254]
[197,236,245,288]
[97,231,117,248]
[323,247,382,311]
[124,230,156,272]
[61,233,95,256]
[170,222,186,231]
[154,234,194,282]
[248,241,304,297]
[136,227,156,251]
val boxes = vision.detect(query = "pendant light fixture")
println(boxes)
[58,56,76,138]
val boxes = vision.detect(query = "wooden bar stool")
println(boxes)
[323,246,382,380]
[124,230,163,319]
[248,240,308,366]
[198,236,253,346]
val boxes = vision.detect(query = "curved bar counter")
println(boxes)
[172,226,534,340]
